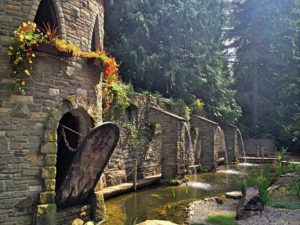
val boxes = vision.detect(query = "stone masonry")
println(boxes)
[190,115,219,170]
[0,1,105,224]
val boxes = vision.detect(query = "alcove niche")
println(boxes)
[34,0,59,34]
[55,108,94,208]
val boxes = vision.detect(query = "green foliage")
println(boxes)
[105,0,241,124]
[165,99,191,121]
[124,121,140,151]
[229,0,300,151]
[288,177,300,197]
[196,165,211,173]
[103,82,131,121]
[205,214,239,225]
[269,199,300,209]
[241,165,272,204]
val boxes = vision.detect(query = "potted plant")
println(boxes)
[32,22,76,57]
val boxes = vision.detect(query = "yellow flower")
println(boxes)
[22,22,27,27]
[21,80,26,86]
[29,59,32,64]
[32,53,35,58]
[19,34,24,40]
[24,69,30,76]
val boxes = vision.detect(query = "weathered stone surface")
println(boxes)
[39,191,56,204]
[45,154,57,166]
[10,103,31,118]
[44,179,56,192]
[138,220,178,225]
[0,1,106,224]
[23,153,43,162]
[41,142,57,154]
[91,191,106,222]
[10,95,33,103]
[105,170,126,187]
[236,187,264,220]
[0,136,10,153]
[14,197,32,211]
[44,130,57,142]
[36,204,56,225]
[42,167,56,179]
[49,88,59,96]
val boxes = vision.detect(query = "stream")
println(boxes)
[104,164,252,225]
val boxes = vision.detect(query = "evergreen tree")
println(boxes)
[105,0,241,123]
[229,0,299,150]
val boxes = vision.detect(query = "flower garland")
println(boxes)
[7,22,45,94]
[8,22,129,113]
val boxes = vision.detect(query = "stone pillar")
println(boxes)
[223,124,239,163]
[148,107,186,180]
[190,115,219,170]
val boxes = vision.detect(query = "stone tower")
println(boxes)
[0,0,106,224]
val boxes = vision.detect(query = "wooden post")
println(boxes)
[133,159,137,191]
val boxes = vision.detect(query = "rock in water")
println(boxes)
[236,187,264,220]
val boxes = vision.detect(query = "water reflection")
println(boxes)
[104,165,247,225]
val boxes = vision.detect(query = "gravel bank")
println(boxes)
[186,198,300,225]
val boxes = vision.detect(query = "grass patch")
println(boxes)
[205,214,239,225]
[268,199,300,209]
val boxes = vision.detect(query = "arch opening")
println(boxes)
[34,0,59,33]
[55,108,94,193]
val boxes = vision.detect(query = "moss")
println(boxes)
[205,214,239,225]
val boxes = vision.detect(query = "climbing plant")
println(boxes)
[8,21,130,115]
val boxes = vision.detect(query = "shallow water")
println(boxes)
[104,165,247,225]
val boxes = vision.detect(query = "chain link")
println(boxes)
[61,127,78,152]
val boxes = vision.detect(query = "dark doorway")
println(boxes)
[56,108,94,192]
[34,0,58,31]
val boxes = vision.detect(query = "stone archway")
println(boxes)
[36,96,98,225]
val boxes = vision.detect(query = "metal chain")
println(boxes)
[61,127,78,152]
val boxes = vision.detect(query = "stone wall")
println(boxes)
[0,1,105,224]
[190,115,219,170]
[103,93,187,185]
[103,93,163,186]
[244,138,276,156]
[223,124,239,163]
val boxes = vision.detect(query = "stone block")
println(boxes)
[29,185,42,192]
[51,108,63,121]
[39,192,56,204]
[14,197,32,211]
[41,167,56,179]
[44,130,57,143]
[45,154,56,166]
[0,181,5,192]
[44,179,55,192]
[91,191,106,222]
[0,136,10,153]
[10,103,31,118]
[10,95,33,103]
[36,204,56,225]
[45,117,59,130]
[49,88,60,96]
[41,142,57,154]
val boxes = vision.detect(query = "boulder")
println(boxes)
[236,187,264,220]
